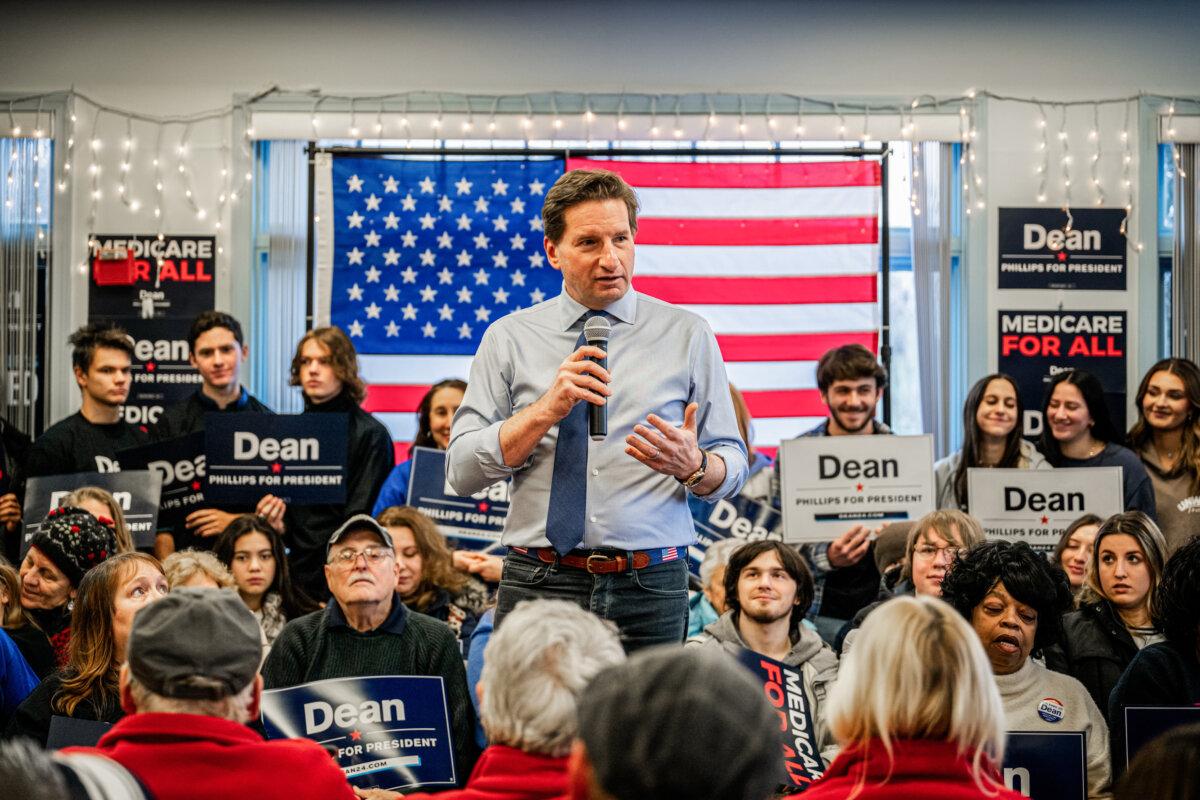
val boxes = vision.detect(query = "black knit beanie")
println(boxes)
[29,506,118,587]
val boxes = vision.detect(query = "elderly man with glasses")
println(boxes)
[262,514,479,784]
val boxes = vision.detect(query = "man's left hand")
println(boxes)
[0,493,22,532]
[626,402,703,480]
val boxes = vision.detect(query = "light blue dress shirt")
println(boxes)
[446,287,748,550]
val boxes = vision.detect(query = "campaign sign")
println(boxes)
[778,435,935,542]
[998,208,1127,291]
[118,433,206,527]
[1002,731,1087,800]
[21,470,162,551]
[118,316,204,427]
[1123,706,1200,769]
[735,649,824,790]
[968,468,1123,552]
[997,310,1127,435]
[260,675,457,792]
[407,447,509,547]
[687,494,783,580]
[204,413,347,505]
[47,716,111,749]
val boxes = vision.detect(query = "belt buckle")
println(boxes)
[585,553,614,574]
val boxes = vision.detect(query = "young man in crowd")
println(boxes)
[25,323,149,477]
[258,327,392,600]
[262,515,477,781]
[66,587,355,800]
[688,540,839,767]
[569,647,781,800]
[152,311,274,557]
[773,343,890,642]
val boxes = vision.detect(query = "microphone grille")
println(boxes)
[583,315,612,344]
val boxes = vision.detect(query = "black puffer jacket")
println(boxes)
[1045,600,1140,712]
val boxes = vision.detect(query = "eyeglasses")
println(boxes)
[329,546,394,567]
[913,545,967,562]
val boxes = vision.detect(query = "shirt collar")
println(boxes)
[556,286,637,331]
[195,386,249,411]
[325,591,409,635]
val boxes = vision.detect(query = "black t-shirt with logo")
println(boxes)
[25,411,149,479]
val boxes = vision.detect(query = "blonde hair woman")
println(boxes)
[161,550,235,590]
[804,595,1023,800]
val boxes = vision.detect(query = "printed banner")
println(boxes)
[407,447,508,548]
[88,235,216,428]
[118,432,206,527]
[778,435,935,542]
[997,310,1127,435]
[205,413,347,505]
[998,208,1127,291]
[968,468,1124,552]
[22,470,161,551]
[47,716,112,749]
[735,649,824,790]
[687,494,783,580]
[1123,706,1200,768]
[1003,731,1087,800]
[260,675,458,792]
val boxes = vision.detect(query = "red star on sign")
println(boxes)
[1057,251,1068,262]
[479,501,490,513]
[856,483,864,492]
[191,480,201,491]
[271,462,282,474]
[350,730,362,742]
[1041,515,1049,525]
[146,362,157,372]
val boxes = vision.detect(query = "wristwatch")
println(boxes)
[678,449,709,488]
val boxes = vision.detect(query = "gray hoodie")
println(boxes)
[688,610,841,767]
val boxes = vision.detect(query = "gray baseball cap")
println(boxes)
[577,646,784,800]
[127,587,262,700]
[326,513,395,556]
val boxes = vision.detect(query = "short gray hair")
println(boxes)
[480,600,624,756]
[699,538,744,589]
[127,672,256,724]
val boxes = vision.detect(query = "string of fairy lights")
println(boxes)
[3,88,1198,270]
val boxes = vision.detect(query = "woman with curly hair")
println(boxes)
[1046,512,1168,713]
[1128,358,1200,553]
[940,540,1111,799]
[377,506,487,657]
[3,552,167,745]
[372,379,467,514]
[1108,535,1200,777]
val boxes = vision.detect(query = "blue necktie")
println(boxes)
[546,325,593,555]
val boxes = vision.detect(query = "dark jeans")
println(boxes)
[494,550,689,653]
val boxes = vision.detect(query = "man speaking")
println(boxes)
[446,169,747,651]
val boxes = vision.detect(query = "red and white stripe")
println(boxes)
[363,158,880,461]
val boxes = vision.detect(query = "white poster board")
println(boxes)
[967,467,1123,551]
[778,434,935,543]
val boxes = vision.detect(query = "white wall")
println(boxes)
[2,0,1197,424]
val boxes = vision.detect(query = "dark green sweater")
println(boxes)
[261,594,479,784]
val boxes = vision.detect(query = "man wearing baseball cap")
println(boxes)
[65,587,355,800]
[262,514,479,784]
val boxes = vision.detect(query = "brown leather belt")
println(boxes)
[511,546,670,574]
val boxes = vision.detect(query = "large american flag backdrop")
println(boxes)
[327,154,881,461]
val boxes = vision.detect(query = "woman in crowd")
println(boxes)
[839,510,984,652]
[214,515,318,648]
[1128,358,1200,553]
[4,552,168,745]
[61,487,134,555]
[372,378,466,514]
[161,549,234,590]
[805,596,1023,800]
[0,564,54,679]
[935,373,1050,511]
[1115,722,1200,800]
[1108,535,1200,777]
[1041,369,1156,518]
[377,506,488,656]
[1047,512,1168,712]
[1054,513,1104,596]
[941,540,1112,799]
[687,537,741,638]
[17,508,118,670]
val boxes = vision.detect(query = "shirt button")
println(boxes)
[592,468,599,476]
[589,515,597,523]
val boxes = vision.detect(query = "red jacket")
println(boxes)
[404,744,567,800]
[65,712,355,800]
[803,738,1027,800]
